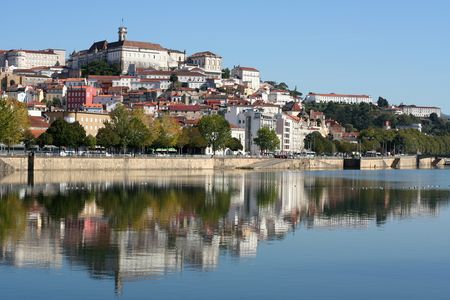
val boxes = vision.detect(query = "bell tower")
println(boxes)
[118,26,127,42]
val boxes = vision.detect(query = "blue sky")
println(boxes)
[3,0,450,112]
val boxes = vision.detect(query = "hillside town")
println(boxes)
[0,26,447,156]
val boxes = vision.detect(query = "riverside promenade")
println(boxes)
[0,155,443,173]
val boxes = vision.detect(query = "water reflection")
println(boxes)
[1,171,450,293]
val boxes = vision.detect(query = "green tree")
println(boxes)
[377,97,389,108]
[85,134,96,150]
[198,115,232,155]
[334,140,357,154]
[222,68,230,79]
[81,60,121,77]
[304,132,333,154]
[180,127,208,154]
[226,137,243,151]
[99,106,156,153]
[290,86,303,98]
[169,73,180,90]
[169,73,179,83]
[37,132,54,147]
[277,82,289,90]
[52,97,62,108]
[128,117,152,151]
[396,114,420,126]
[0,98,29,147]
[69,122,88,147]
[254,127,280,153]
[46,119,86,148]
[154,115,180,149]
[109,105,133,152]
[22,129,36,149]
[96,124,120,150]
[177,127,191,153]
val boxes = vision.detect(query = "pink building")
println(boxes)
[66,86,98,111]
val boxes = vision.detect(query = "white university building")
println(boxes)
[68,27,186,74]
[398,105,442,118]
[0,49,66,69]
[304,93,373,104]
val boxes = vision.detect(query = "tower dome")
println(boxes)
[118,26,128,42]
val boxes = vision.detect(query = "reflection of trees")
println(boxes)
[34,189,90,220]
[145,185,233,226]
[95,185,234,230]
[305,177,450,225]
[0,193,27,242]
[96,186,154,230]
[256,173,279,207]
[3,172,450,289]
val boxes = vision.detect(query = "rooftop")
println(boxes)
[189,51,222,58]
[309,93,371,98]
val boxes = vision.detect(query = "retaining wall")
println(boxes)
[0,155,432,172]
[360,157,396,170]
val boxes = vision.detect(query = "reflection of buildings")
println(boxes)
[0,209,63,268]
[1,171,449,292]
[115,228,182,278]
[308,216,370,229]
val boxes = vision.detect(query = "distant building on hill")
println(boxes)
[0,49,65,69]
[186,51,222,79]
[68,27,185,74]
[304,93,372,105]
[231,66,260,90]
[398,105,441,118]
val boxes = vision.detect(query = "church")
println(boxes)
[68,27,186,74]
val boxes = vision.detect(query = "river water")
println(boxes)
[1,169,450,299]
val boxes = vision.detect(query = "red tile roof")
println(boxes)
[285,114,301,122]
[120,40,164,51]
[189,51,221,58]
[28,116,50,131]
[83,103,103,108]
[167,104,201,112]
[237,67,259,72]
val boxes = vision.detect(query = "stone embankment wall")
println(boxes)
[0,156,27,172]
[360,157,396,170]
[0,155,438,172]
[360,156,418,169]
[1,156,343,171]
[418,157,446,168]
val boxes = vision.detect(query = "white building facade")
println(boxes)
[398,105,442,118]
[304,93,373,104]
[69,27,185,74]
[231,66,260,90]
[276,112,328,153]
[187,51,222,79]
[268,90,295,106]
[0,49,65,69]
[236,108,280,155]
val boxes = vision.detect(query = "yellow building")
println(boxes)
[45,111,110,136]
